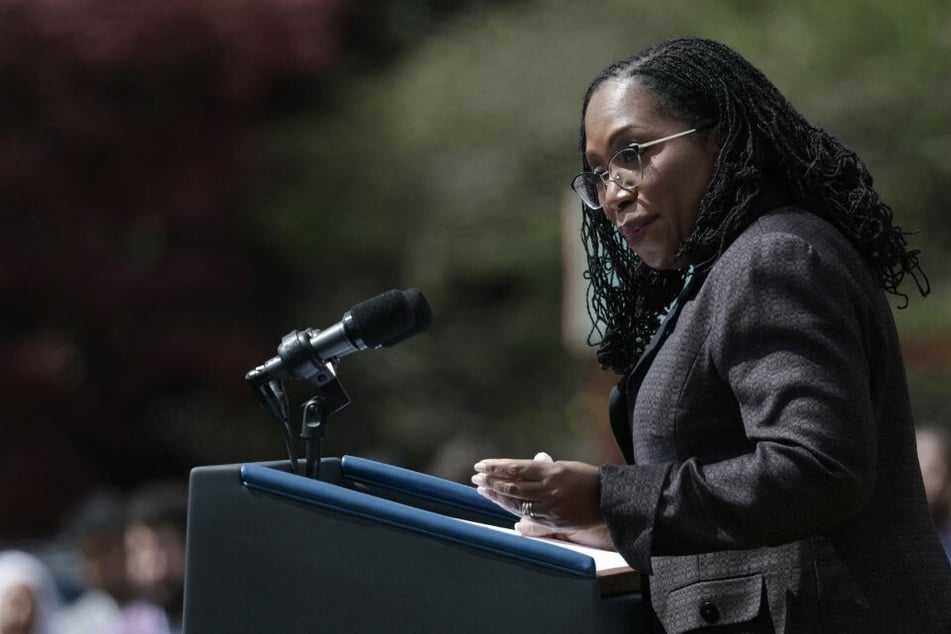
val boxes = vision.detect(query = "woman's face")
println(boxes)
[584,78,719,269]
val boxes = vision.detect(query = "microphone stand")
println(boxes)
[246,329,351,480]
[300,371,350,480]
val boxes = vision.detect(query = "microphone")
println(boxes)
[245,288,432,387]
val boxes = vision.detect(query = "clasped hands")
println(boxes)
[471,455,615,551]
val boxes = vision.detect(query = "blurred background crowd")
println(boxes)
[1,0,949,631]
[2,481,187,633]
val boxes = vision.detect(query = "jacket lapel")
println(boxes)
[609,267,707,464]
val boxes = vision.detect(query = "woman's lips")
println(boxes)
[618,216,656,248]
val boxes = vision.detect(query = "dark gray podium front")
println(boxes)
[183,456,644,633]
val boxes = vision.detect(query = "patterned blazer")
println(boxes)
[599,207,951,633]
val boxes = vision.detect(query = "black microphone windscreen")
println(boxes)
[381,288,432,347]
[348,289,418,347]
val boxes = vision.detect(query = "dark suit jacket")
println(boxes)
[599,208,951,633]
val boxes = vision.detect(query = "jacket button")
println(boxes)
[700,601,720,624]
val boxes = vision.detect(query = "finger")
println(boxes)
[473,459,532,478]
[472,477,544,518]
[514,518,555,537]
[471,473,547,501]
[474,459,551,480]
[474,485,527,518]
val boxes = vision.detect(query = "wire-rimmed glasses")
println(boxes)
[570,128,698,209]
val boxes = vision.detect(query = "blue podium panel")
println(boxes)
[183,458,643,634]
[339,454,517,525]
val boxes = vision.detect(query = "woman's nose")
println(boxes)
[601,178,636,218]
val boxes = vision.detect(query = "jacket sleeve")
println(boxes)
[600,227,879,573]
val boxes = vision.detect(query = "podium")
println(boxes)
[183,456,645,633]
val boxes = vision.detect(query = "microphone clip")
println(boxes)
[276,329,339,387]
[246,328,352,479]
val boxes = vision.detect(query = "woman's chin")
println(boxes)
[634,249,680,270]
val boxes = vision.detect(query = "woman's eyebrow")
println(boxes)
[585,124,648,165]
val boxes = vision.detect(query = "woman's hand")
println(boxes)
[514,518,615,550]
[471,457,605,533]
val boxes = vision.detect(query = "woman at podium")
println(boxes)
[472,37,951,633]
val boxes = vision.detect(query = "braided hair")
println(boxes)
[579,37,930,374]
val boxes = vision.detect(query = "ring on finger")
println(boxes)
[519,500,535,518]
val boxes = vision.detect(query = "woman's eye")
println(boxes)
[612,146,641,166]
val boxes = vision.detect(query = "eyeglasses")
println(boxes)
[570,128,698,209]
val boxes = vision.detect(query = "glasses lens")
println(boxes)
[571,173,602,209]
[608,147,642,189]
